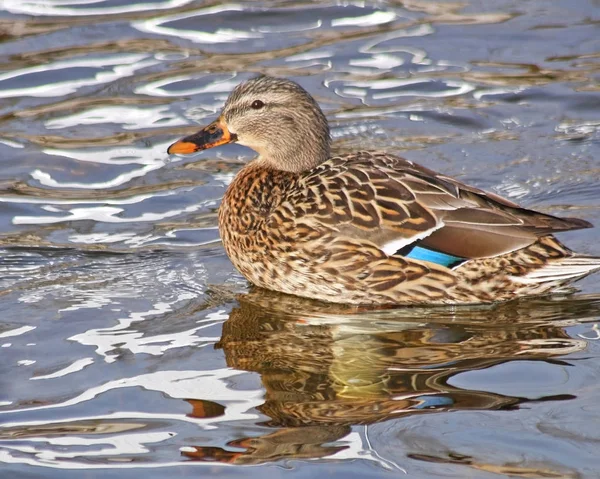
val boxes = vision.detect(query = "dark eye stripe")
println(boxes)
[251,100,264,109]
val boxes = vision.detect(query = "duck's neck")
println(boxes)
[262,140,329,173]
[254,114,331,173]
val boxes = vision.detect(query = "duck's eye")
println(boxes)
[251,100,264,110]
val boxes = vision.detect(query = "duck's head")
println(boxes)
[167,75,331,173]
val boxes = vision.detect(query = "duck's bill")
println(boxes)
[167,117,237,155]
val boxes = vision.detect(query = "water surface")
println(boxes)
[1,0,600,477]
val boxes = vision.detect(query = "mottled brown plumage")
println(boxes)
[168,75,600,305]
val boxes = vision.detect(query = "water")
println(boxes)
[1,0,600,477]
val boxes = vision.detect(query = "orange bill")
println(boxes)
[167,117,237,155]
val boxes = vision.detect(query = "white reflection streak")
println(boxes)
[0,369,263,420]
[474,87,526,100]
[30,163,162,190]
[350,53,405,69]
[2,432,174,459]
[68,311,216,361]
[331,10,397,27]
[45,106,188,131]
[135,74,239,97]
[12,197,217,225]
[1,0,194,16]
[286,50,333,62]
[31,358,94,381]
[66,289,214,361]
[69,231,159,245]
[372,79,474,99]
[134,4,262,44]
[0,54,159,98]
[43,142,172,165]
[0,139,24,148]
[18,360,36,366]
[0,325,36,338]
[68,304,218,357]
[335,78,475,100]
[360,26,433,58]
[0,191,170,206]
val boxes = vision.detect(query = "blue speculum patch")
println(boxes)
[401,244,466,268]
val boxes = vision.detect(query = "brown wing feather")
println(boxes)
[298,152,592,260]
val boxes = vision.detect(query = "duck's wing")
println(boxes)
[296,152,591,262]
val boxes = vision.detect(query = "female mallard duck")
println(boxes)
[168,75,600,305]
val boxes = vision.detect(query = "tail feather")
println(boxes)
[518,255,600,285]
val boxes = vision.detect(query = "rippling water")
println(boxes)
[1,1,600,477]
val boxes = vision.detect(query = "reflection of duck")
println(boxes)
[168,75,600,305]
[182,289,592,466]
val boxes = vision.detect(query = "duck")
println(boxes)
[167,75,600,305]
